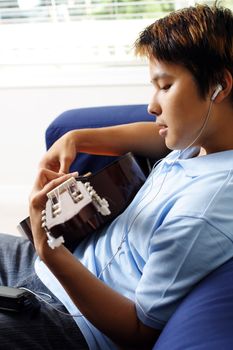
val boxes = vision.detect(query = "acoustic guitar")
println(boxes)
[18,153,146,251]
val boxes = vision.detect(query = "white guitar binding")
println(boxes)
[41,177,111,249]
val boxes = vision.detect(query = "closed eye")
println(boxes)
[161,84,171,91]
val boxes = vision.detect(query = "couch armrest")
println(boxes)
[45,104,153,175]
[154,257,233,350]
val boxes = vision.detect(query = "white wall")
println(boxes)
[0,65,151,235]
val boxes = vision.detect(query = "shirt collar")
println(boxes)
[163,147,233,177]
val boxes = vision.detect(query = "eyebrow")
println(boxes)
[150,72,172,83]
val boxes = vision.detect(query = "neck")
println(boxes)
[200,103,233,155]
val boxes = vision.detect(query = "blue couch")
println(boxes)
[45,104,233,349]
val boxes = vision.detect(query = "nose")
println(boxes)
[147,93,161,117]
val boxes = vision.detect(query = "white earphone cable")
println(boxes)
[20,98,215,318]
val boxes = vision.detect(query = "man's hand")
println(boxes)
[39,131,78,174]
[29,168,78,253]
[29,170,160,349]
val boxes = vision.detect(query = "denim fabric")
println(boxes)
[0,234,88,350]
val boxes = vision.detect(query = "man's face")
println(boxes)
[148,58,211,151]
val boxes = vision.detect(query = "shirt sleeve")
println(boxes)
[135,215,233,329]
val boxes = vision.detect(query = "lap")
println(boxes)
[0,299,88,349]
[0,233,36,287]
[0,298,88,350]
[0,234,88,349]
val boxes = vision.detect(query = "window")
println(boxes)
[1,1,187,23]
[0,0,230,87]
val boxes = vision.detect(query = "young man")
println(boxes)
[1,4,233,349]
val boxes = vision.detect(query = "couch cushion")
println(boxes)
[153,257,233,350]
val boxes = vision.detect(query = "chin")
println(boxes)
[165,140,176,151]
[166,138,187,151]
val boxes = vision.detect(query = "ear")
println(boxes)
[214,69,233,103]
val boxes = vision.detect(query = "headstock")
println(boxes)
[42,177,110,249]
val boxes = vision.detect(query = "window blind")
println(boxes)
[0,0,186,24]
[0,0,229,87]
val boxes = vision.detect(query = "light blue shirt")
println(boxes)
[35,148,233,349]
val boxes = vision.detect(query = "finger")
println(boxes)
[33,169,69,194]
[60,158,71,174]
[30,171,78,207]
[42,172,78,197]
[38,168,64,188]
[38,158,59,172]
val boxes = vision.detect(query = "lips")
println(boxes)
[156,121,168,137]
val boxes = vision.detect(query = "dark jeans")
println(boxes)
[0,233,89,350]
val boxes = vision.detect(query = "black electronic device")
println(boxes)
[0,286,40,314]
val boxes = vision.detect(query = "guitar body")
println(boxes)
[18,153,146,251]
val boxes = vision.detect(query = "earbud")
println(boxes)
[211,84,223,101]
